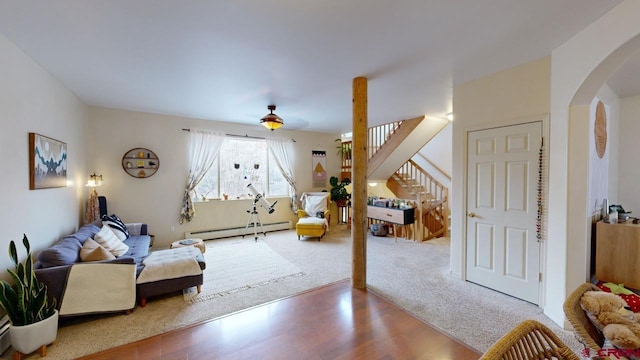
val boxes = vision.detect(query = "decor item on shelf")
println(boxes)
[0,235,58,359]
[260,104,284,131]
[329,176,351,207]
[334,138,351,159]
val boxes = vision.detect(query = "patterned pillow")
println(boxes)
[102,214,129,241]
[94,225,129,257]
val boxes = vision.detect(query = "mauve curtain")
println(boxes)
[180,130,224,224]
[266,138,298,212]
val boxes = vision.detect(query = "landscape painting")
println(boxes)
[29,132,67,189]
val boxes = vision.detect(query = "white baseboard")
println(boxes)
[185,221,292,240]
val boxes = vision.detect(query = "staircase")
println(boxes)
[340,117,450,240]
[387,160,448,240]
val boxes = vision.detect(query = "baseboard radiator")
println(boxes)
[184,220,292,240]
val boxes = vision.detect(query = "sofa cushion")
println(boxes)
[80,238,116,262]
[62,224,101,245]
[122,235,151,262]
[37,237,82,268]
[94,225,129,257]
[102,214,130,240]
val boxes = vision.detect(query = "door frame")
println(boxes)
[460,114,550,307]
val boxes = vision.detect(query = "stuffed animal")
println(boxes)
[581,290,640,349]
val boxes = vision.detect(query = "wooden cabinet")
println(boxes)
[367,205,415,242]
[367,205,415,224]
[595,221,640,290]
[122,148,159,178]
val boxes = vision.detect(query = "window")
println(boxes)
[194,137,288,200]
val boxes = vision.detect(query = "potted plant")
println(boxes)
[330,176,351,207]
[0,235,58,359]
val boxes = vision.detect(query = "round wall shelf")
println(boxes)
[122,148,159,178]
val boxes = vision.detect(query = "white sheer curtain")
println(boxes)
[267,138,298,212]
[180,130,224,224]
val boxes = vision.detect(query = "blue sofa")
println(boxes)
[34,221,152,311]
[35,221,207,312]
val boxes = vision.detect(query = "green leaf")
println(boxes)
[22,234,30,254]
[8,241,17,267]
[0,281,19,324]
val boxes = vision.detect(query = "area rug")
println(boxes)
[184,240,305,303]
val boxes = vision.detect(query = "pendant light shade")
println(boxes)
[260,105,284,131]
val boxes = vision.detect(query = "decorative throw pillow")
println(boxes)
[101,214,129,241]
[94,225,129,257]
[80,238,116,262]
[304,194,327,217]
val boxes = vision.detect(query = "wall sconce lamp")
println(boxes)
[260,105,284,131]
[87,173,103,188]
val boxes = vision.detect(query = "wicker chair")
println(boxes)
[563,282,605,352]
[479,320,580,360]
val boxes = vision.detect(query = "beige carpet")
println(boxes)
[1,227,584,359]
[183,240,304,303]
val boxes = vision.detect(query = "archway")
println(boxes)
[545,0,640,326]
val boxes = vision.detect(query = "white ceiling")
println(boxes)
[0,0,629,133]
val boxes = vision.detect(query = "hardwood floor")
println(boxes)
[80,280,480,359]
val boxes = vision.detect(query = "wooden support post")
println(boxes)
[352,76,367,289]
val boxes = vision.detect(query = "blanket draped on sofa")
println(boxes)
[59,263,136,316]
[136,246,202,284]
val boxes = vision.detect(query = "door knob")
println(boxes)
[467,212,476,218]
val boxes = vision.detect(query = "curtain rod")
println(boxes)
[181,128,296,142]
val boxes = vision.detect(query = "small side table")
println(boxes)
[170,238,206,254]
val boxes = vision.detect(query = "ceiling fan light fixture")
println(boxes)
[260,104,284,131]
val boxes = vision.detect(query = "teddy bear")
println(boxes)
[581,290,640,350]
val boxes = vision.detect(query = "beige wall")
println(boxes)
[0,33,89,280]
[451,56,551,281]
[549,0,640,326]
[87,107,340,248]
[619,93,640,213]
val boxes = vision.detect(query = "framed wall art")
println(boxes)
[29,132,67,189]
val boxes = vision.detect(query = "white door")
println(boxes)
[466,122,542,304]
